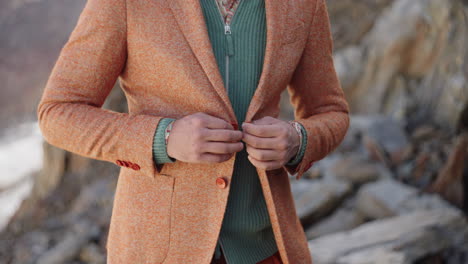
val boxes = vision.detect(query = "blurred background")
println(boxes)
[1,0,467,263]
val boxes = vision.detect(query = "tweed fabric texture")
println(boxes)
[37,0,349,263]
[153,1,307,262]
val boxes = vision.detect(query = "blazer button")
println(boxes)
[121,160,130,167]
[116,160,123,166]
[131,163,141,170]
[216,177,227,189]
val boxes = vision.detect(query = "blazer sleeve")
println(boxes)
[36,0,168,179]
[283,0,350,180]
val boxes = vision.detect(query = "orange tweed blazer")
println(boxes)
[36,0,350,263]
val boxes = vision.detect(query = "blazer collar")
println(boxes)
[167,0,289,124]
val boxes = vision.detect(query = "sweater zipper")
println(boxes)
[215,0,244,96]
[214,3,244,264]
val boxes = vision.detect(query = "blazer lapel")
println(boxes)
[245,0,288,123]
[167,0,288,124]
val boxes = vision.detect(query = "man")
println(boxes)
[37,0,349,263]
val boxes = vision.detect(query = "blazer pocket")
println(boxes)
[146,174,175,262]
[108,172,175,263]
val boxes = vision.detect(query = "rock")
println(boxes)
[291,177,352,226]
[337,114,411,166]
[329,155,381,185]
[305,198,366,239]
[79,243,106,264]
[12,231,50,264]
[334,46,364,92]
[308,208,468,264]
[355,178,455,219]
[65,178,115,226]
[36,219,100,264]
[333,0,468,130]
[338,247,408,264]
[364,116,410,165]
[326,0,395,49]
[33,142,66,200]
[348,0,452,113]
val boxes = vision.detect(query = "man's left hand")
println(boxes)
[241,116,300,170]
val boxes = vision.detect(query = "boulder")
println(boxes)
[309,208,468,264]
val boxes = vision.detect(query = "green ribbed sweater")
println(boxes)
[152,0,307,263]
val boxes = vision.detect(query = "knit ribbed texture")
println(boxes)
[153,117,177,164]
[202,1,279,263]
[152,0,306,263]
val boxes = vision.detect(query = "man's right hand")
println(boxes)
[166,112,244,163]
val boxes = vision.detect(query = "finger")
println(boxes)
[247,155,282,170]
[245,144,283,161]
[199,153,233,163]
[203,141,244,154]
[251,116,281,125]
[241,132,277,149]
[242,122,284,137]
[196,113,234,130]
[204,128,243,142]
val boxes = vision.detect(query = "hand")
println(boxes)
[241,116,300,170]
[166,112,244,163]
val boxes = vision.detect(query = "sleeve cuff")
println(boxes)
[286,122,307,166]
[153,118,177,164]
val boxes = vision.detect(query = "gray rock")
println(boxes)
[348,0,452,114]
[291,177,352,226]
[355,178,455,219]
[329,155,382,185]
[36,219,100,264]
[79,243,106,264]
[309,208,468,264]
[337,114,411,166]
[305,198,366,239]
[334,46,364,92]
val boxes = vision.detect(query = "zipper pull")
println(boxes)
[224,24,231,34]
[225,25,234,56]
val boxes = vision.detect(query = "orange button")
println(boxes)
[131,163,141,171]
[216,177,227,189]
